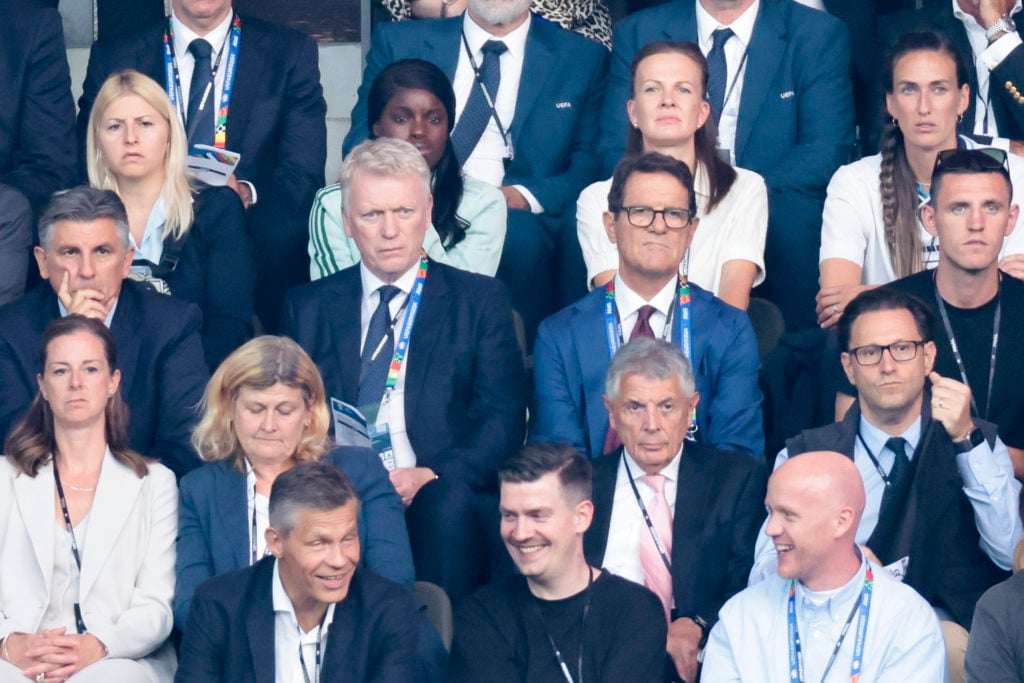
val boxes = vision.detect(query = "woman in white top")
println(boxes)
[817,30,1024,328]
[0,315,177,682]
[576,40,767,310]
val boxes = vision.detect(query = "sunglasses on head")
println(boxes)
[933,147,1009,173]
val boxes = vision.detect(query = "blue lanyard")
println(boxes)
[602,278,692,360]
[787,565,873,683]
[380,255,429,407]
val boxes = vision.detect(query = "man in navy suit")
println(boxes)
[343,0,609,346]
[281,139,527,604]
[583,337,766,682]
[78,0,327,331]
[0,186,207,479]
[532,153,764,460]
[600,0,855,329]
[176,462,419,683]
[0,0,78,305]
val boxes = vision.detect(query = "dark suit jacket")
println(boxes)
[174,446,414,629]
[160,186,256,370]
[342,15,609,218]
[0,0,77,211]
[786,403,1010,628]
[583,444,766,630]
[0,280,208,479]
[280,261,527,492]
[879,0,1024,143]
[531,282,764,458]
[175,557,418,683]
[77,14,327,216]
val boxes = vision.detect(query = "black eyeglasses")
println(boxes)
[934,148,1009,173]
[846,340,925,366]
[617,206,693,229]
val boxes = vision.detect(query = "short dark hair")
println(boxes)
[37,185,130,250]
[930,149,1013,205]
[269,462,360,536]
[838,287,935,351]
[607,152,697,217]
[499,443,593,505]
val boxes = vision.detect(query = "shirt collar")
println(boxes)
[696,0,760,47]
[622,445,684,485]
[462,11,532,63]
[796,552,868,620]
[272,559,337,635]
[952,0,1022,28]
[613,272,678,322]
[857,414,923,459]
[171,7,235,60]
[359,259,421,301]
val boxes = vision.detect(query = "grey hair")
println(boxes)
[268,461,360,537]
[38,185,130,250]
[339,137,432,209]
[605,337,696,400]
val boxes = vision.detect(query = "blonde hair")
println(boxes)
[192,336,332,471]
[87,69,194,241]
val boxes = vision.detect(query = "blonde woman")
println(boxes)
[87,69,255,369]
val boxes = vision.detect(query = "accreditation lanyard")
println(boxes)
[603,278,692,361]
[532,566,593,683]
[378,255,429,409]
[855,432,896,488]
[162,14,242,149]
[298,611,327,683]
[787,566,873,683]
[623,454,672,574]
[460,31,514,163]
[52,462,89,634]
[933,277,1000,421]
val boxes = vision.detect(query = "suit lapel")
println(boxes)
[574,298,612,457]
[425,19,463,80]
[734,1,787,161]
[670,445,716,606]
[661,3,697,42]
[326,270,363,403]
[245,560,278,683]
[13,465,57,597]
[110,283,142,397]
[404,263,450,423]
[584,451,620,565]
[79,450,143,599]
[213,463,251,569]
[511,18,555,144]
[227,14,261,152]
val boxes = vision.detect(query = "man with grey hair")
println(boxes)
[282,138,527,604]
[176,461,419,682]
[0,185,207,478]
[582,337,766,682]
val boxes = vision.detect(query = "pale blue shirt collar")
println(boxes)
[170,7,234,59]
[129,198,167,272]
[857,414,922,461]
[795,553,867,622]
[696,0,760,48]
[462,11,531,64]
[58,297,119,327]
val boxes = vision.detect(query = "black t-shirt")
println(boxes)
[448,571,667,683]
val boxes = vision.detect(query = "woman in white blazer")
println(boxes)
[0,315,177,683]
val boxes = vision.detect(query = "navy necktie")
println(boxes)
[358,285,401,407]
[186,38,215,147]
[451,40,508,165]
[706,28,734,126]
[867,437,913,564]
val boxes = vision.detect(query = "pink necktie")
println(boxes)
[602,306,659,454]
[639,473,673,622]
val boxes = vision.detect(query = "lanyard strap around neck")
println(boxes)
[298,610,327,683]
[532,566,594,683]
[460,30,514,161]
[622,453,673,574]
[603,278,692,360]
[379,255,429,408]
[52,460,89,634]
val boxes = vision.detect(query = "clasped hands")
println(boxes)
[3,628,106,683]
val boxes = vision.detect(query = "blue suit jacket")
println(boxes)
[0,280,207,479]
[281,261,527,492]
[175,558,418,683]
[0,0,77,211]
[531,282,764,458]
[343,15,608,217]
[174,447,414,629]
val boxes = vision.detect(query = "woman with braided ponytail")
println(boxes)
[816,30,1024,328]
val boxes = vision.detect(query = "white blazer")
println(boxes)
[0,449,178,681]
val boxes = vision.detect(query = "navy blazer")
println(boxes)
[0,0,77,211]
[0,280,208,479]
[281,261,527,492]
[583,444,766,629]
[531,282,764,458]
[174,446,414,629]
[159,186,256,370]
[343,15,608,217]
[77,14,327,213]
[175,557,418,683]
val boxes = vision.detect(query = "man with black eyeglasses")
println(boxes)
[531,152,764,461]
[750,286,1022,683]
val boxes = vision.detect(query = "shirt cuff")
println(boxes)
[983,32,1023,69]
[957,441,1010,498]
[239,179,258,206]
[513,185,544,214]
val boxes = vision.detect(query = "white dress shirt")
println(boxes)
[359,261,420,468]
[952,0,1024,145]
[245,461,272,564]
[612,273,678,343]
[272,561,336,683]
[40,515,89,632]
[453,13,543,213]
[170,9,234,121]
[602,448,683,586]
[695,0,761,164]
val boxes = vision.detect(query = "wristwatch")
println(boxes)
[691,614,711,650]
[986,14,1017,42]
[954,426,985,454]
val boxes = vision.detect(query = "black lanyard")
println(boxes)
[933,275,1000,421]
[298,609,327,683]
[52,461,88,634]
[623,454,673,574]
[532,567,593,683]
[460,30,514,162]
[250,498,262,566]
[855,432,900,488]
